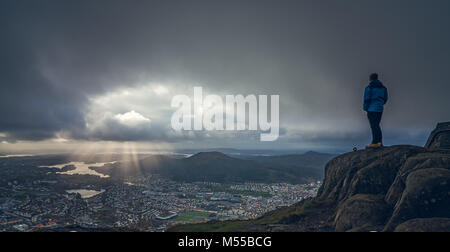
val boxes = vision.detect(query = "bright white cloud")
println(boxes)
[114,110,151,126]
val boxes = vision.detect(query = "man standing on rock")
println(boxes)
[364,73,388,149]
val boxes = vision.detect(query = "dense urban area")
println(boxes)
[0,154,321,232]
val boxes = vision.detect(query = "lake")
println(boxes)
[40,161,114,178]
[66,189,106,199]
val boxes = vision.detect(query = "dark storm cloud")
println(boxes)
[1,0,450,148]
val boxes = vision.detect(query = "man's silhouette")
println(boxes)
[363,73,388,148]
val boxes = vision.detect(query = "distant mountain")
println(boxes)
[93,151,335,184]
[176,148,330,157]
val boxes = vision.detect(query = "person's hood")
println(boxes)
[369,79,385,88]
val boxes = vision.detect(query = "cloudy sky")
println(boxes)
[1,0,450,153]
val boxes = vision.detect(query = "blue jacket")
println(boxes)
[363,80,388,112]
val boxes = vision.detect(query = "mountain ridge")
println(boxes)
[93,151,335,184]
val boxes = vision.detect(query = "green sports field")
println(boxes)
[174,211,212,222]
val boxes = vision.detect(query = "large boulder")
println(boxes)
[425,122,450,150]
[385,151,450,206]
[384,168,450,231]
[394,218,450,232]
[334,194,390,232]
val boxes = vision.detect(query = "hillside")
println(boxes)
[241,151,334,180]
[169,123,450,232]
[93,151,334,184]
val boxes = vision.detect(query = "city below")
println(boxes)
[0,153,324,232]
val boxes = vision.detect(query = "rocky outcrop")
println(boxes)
[317,122,450,232]
[326,147,450,232]
[317,145,425,202]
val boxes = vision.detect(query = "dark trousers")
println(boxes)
[367,112,383,144]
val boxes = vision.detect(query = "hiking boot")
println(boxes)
[365,143,382,149]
